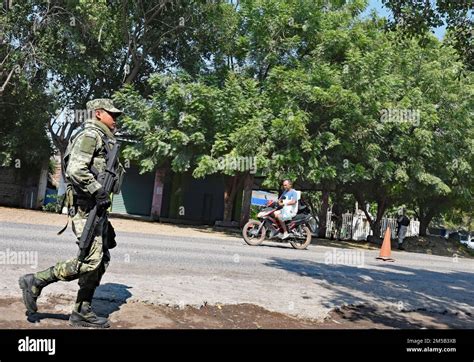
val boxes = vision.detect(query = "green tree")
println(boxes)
[1,0,230,162]
[261,11,472,239]
[381,0,473,70]
[115,71,269,223]
[336,28,472,237]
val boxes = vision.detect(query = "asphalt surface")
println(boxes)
[1,220,473,326]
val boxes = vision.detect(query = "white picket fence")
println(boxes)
[380,217,419,238]
[325,211,420,241]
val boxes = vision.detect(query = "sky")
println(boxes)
[361,0,447,39]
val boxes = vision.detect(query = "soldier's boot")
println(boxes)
[18,266,58,314]
[69,301,110,328]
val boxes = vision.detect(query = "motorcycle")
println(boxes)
[242,199,316,250]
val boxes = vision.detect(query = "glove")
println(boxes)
[94,188,111,210]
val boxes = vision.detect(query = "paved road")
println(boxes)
[1,220,473,324]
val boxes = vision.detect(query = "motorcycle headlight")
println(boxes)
[257,211,264,218]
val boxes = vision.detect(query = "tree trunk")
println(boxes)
[354,191,389,244]
[418,209,435,236]
[223,174,245,223]
[370,196,389,243]
[354,193,373,226]
[371,219,382,243]
[36,160,49,209]
[57,150,67,196]
[375,197,386,237]
[59,149,66,182]
[239,173,254,227]
[318,189,330,238]
[124,57,142,84]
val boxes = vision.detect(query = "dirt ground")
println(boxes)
[399,235,474,257]
[0,296,471,329]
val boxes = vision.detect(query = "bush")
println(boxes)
[42,194,64,213]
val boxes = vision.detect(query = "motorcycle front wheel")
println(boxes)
[290,225,312,250]
[242,219,266,246]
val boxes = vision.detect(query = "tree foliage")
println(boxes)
[2,0,472,230]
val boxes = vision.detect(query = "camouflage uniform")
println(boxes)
[19,99,124,327]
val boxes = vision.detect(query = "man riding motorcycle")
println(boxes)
[274,179,298,239]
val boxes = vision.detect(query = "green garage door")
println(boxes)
[111,165,154,216]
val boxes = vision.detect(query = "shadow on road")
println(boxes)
[94,283,133,317]
[252,242,294,250]
[27,312,69,323]
[264,257,474,328]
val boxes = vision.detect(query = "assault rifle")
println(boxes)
[78,141,121,261]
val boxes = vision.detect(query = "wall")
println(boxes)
[0,165,47,209]
[162,172,226,225]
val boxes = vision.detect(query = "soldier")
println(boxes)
[396,209,410,250]
[19,99,124,328]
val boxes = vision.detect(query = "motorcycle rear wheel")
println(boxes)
[242,219,266,246]
[290,225,312,250]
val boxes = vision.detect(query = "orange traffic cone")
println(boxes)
[376,226,395,262]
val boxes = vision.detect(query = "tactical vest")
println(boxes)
[57,125,117,235]
[62,125,114,192]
